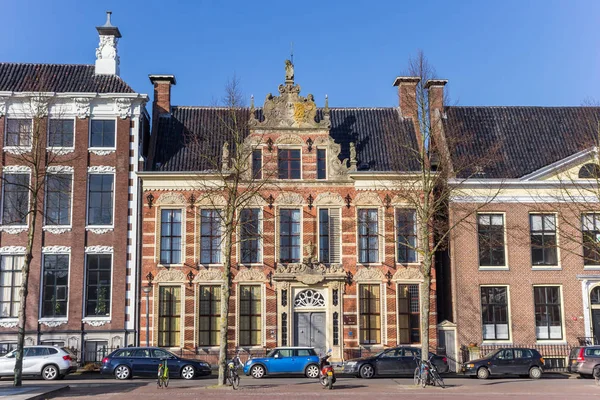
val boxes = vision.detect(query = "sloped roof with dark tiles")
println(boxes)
[0,63,135,93]
[151,106,420,172]
[443,106,600,179]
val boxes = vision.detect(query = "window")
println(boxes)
[318,208,341,263]
[252,149,262,179]
[358,209,379,264]
[0,343,17,356]
[85,254,112,317]
[481,286,509,340]
[158,286,181,347]
[41,254,69,318]
[319,209,330,262]
[359,284,381,344]
[239,285,261,346]
[48,119,74,148]
[579,163,600,179]
[534,286,562,340]
[530,214,557,266]
[582,213,600,265]
[278,149,301,179]
[87,174,114,226]
[279,209,301,263]
[84,340,109,363]
[478,214,506,267]
[45,174,71,226]
[160,209,182,264]
[90,120,115,148]
[0,255,23,318]
[240,208,260,264]
[200,209,221,264]
[317,149,326,179]
[398,284,420,344]
[199,286,221,346]
[6,119,31,147]
[2,174,29,225]
[397,209,417,263]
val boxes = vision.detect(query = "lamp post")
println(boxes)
[142,286,152,347]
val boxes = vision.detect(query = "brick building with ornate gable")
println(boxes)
[0,13,149,361]
[138,62,437,363]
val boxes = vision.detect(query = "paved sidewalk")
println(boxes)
[0,384,68,400]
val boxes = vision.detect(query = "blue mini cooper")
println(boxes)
[243,347,320,378]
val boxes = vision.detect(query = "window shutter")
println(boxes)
[329,208,341,263]
[378,208,384,263]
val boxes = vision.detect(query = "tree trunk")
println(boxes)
[217,209,234,386]
[14,209,37,387]
[420,257,432,364]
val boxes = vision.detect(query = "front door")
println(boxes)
[593,310,600,344]
[294,312,326,355]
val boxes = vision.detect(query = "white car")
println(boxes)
[0,345,78,380]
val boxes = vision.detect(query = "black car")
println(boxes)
[462,348,544,379]
[343,346,449,379]
[100,347,211,380]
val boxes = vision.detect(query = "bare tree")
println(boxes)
[3,88,78,386]
[183,77,278,385]
[384,51,504,374]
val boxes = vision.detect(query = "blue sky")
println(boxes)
[1,0,599,108]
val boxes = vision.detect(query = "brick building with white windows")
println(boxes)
[138,62,438,363]
[0,13,148,361]
[442,105,600,368]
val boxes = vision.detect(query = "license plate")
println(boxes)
[327,371,333,376]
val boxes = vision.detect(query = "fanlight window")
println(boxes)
[578,163,600,179]
[294,289,326,308]
[591,287,600,305]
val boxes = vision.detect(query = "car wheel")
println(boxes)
[181,365,195,380]
[250,364,265,379]
[476,367,489,380]
[359,364,375,379]
[529,366,542,379]
[305,364,319,379]
[114,365,131,380]
[42,365,59,381]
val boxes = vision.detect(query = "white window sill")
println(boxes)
[535,340,566,344]
[4,146,31,155]
[47,147,74,154]
[357,263,383,267]
[0,319,18,328]
[238,263,264,268]
[82,318,111,327]
[39,318,68,328]
[584,266,600,270]
[0,226,28,234]
[532,266,561,271]
[43,225,72,234]
[478,266,509,271]
[158,264,184,268]
[89,148,116,156]
[198,263,224,268]
[86,226,114,234]
[481,340,512,345]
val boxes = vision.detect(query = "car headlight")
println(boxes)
[466,364,474,368]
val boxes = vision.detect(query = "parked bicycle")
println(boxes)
[227,351,243,390]
[413,354,444,388]
[157,357,169,388]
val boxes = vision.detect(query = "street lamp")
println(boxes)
[142,286,152,347]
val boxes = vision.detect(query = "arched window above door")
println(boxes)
[294,289,326,308]
[591,286,600,305]
[578,163,600,179]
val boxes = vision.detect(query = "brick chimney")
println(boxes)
[392,76,421,121]
[424,79,448,114]
[95,11,121,75]
[149,75,176,117]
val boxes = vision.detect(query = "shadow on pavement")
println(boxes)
[47,382,147,397]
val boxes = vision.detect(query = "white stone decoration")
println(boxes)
[89,149,115,156]
[96,35,120,75]
[314,192,344,206]
[294,289,326,308]
[0,97,9,116]
[74,98,90,119]
[353,267,385,282]
[194,194,227,207]
[354,192,383,206]
[154,269,186,283]
[46,166,74,174]
[83,319,110,327]
[87,166,116,173]
[115,98,131,119]
[0,246,26,254]
[31,98,49,117]
[48,147,75,155]
[43,226,71,234]
[276,192,304,205]
[86,228,114,234]
[392,267,424,281]
[85,245,114,254]
[0,227,28,235]
[233,269,266,282]
[42,246,71,254]
[4,146,32,155]
[3,166,31,173]
[274,134,304,145]
[39,320,67,328]
[157,192,187,205]
[0,320,18,328]
[193,269,224,283]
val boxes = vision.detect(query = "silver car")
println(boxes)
[0,346,78,380]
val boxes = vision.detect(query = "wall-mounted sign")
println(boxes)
[344,315,357,325]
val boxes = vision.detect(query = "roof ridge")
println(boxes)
[447,105,600,109]
[171,105,397,110]
[0,62,94,67]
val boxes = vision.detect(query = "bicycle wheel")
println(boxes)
[413,367,421,386]
[157,377,163,388]
[164,376,169,388]
[232,374,240,390]
[421,370,428,388]
[431,370,445,389]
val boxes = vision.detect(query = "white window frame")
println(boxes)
[235,283,266,348]
[480,284,512,344]
[477,212,509,270]
[198,208,224,267]
[529,212,561,270]
[237,207,263,266]
[276,207,303,264]
[0,252,25,323]
[85,168,116,229]
[581,212,600,269]
[277,146,303,180]
[158,207,185,267]
[155,283,185,349]
[43,170,74,232]
[533,284,566,343]
[88,117,117,152]
[4,117,33,153]
[356,207,384,265]
[38,252,71,323]
[82,250,114,321]
[316,146,327,180]
[46,117,76,153]
[0,168,31,229]
[317,206,341,264]
[356,282,385,346]
[394,207,419,266]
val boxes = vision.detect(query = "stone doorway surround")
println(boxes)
[579,275,600,339]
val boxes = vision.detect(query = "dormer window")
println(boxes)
[278,149,301,179]
[578,163,600,179]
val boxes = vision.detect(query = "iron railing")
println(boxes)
[460,343,573,372]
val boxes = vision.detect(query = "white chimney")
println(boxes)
[95,11,121,75]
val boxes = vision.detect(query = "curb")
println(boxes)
[24,385,69,400]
